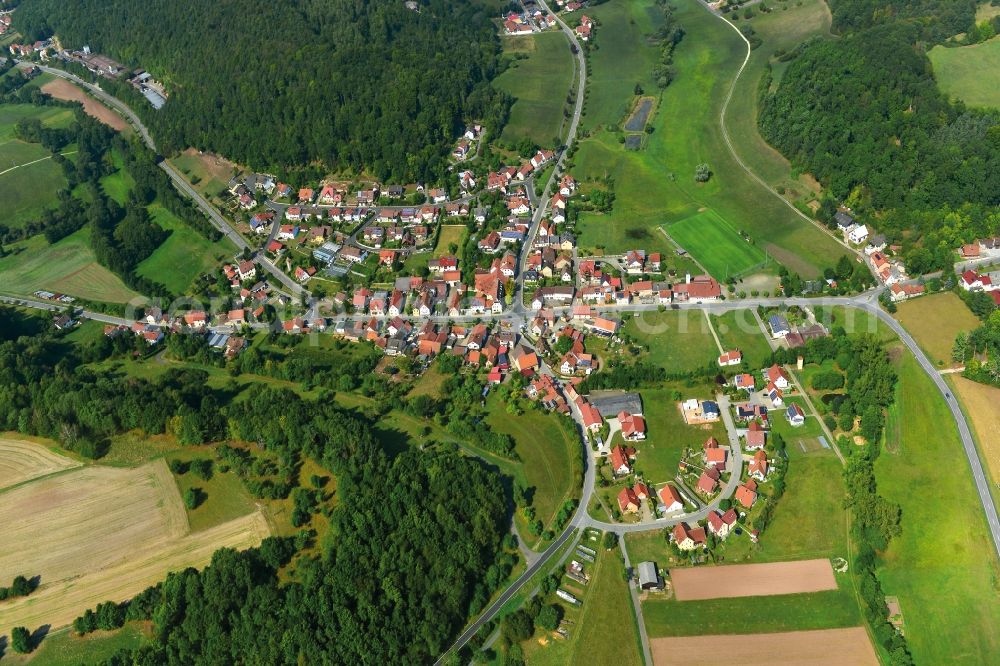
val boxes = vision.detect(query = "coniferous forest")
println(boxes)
[13,0,510,183]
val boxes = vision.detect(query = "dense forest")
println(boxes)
[14,0,510,182]
[759,0,1000,274]
[0,308,512,662]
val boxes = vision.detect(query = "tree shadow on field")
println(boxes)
[31,624,51,649]
[0,635,6,658]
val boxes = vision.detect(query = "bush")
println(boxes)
[183,487,206,509]
[11,626,32,653]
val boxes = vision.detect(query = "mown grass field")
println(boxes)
[495,31,575,146]
[22,624,149,666]
[579,0,662,131]
[711,309,774,367]
[642,579,861,637]
[168,148,239,201]
[571,0,849,277]
[523,543,643,666]
[622,309,720,373]
[0,227,139,303]
[628,384,726,485]
[930,37,1000,109]
[485,396,580,541]
[136,203,234,294]
[0,103,74,228]
[666,209,769,280]
[877,348,1000,664]
[167,447,259,533]
[893,291,981,366]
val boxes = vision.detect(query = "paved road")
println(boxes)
[18,61,305,297]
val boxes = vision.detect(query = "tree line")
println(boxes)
[759,0,999,275]
[2,308,513,662]
[14,0,511,184]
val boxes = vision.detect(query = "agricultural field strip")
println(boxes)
[0,461,189,586]
[669,559,837,601]
[0,438,82,491]
[0,511,270,636]
[649,627,878,666]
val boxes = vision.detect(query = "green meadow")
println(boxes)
[666,209,769,279]
[136,204,235,295]
[930,37,1000,109]
[570,0,850,278]
[495,31,576,146]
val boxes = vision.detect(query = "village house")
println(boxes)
[765,364,790,390]
[786,403,805,427]
[658,484,684,513]
[673,274,722,302]
[733,373,755,391]
[696,467,720,495]
[745,421,767,450]
[749,450,769,481]
[672,522,707,551]
[890,283,925,302]
[617,487,641,514]
[707,509,738,539]
[609,444,634,476]
[735,480,758,508]
[718,349,742,367]
[619,411,646,441]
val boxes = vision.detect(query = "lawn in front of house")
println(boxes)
[621,309,720,374]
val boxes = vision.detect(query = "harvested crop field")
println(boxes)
[0,459,269,635]
[949,376,1000,483]
[670,559,836,601]
[650,627,878,666]
[0,437,81,490]
[41,78,128,131]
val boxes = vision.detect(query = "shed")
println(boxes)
[637,561,662,590]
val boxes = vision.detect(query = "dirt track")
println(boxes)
[40,78,128,131]
[651,627,878,665]
[670,559,836,601]
[0,438,80,491]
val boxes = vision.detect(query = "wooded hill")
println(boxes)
[758,0,1000,275]
[13,0,510,183]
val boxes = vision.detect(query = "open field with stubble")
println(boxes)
[650,627,878,666]
[893,291,981,366]
[0,437,82,490]
[0,449,269,636]
[670,559,836,601]
[41,78,129,131]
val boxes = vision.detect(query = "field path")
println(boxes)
[0,150,76,177]
[699,0,861,262]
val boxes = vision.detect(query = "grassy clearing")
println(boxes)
[876,348,1000,664]
[642,578,861,637]
[25,624,149,666]
[167,447,258,533]
[930,37,1000,109]
[622,309,719,373]
[524,542,643,666]
[0,103,73,228]
[168,148,239,201]
[495,31,575,146]
[571,0,849,277]
[135,203,234,294]
[724,0,833,203]
[580,0,662,131]
[711,309,774,367]
[893,292,982,367]
[666,209,769,280]
[485,396,580,539]
[0,227,139,303]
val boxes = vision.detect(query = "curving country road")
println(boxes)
[16,61,305,297]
